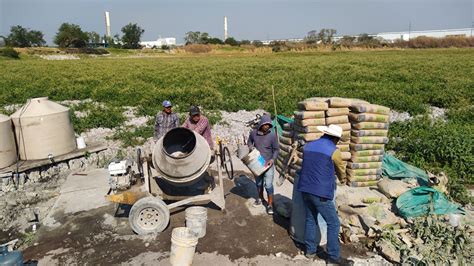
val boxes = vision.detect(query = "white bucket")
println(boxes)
[185,206,208,238]
[241,149,270,176]
[76,137,86,149]
[170,227,199,266]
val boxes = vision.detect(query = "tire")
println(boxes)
[222,146,234,180]
[129,197,170,235]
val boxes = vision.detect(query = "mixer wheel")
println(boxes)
[129,197,170,235]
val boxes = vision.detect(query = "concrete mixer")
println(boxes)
[106,127,229,235]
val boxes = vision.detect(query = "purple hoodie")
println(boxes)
[247,115,279,162]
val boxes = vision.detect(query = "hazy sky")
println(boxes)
[1,0,472,44]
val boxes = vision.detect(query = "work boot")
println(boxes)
[266,194,274,215]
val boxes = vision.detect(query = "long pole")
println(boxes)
[271,85,280,143]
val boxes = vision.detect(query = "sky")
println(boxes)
[0,0,472,45]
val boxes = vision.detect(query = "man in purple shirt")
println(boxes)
[182,106,214,150]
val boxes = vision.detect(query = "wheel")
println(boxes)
[129,197,170,235]
[222,146,234,180]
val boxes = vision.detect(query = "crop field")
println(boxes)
[0,48,473,202]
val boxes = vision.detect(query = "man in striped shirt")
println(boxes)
[154,100,180,141]
[182,106,214,150]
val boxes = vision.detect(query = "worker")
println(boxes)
[154,100,180,141]
[247,114,279,215]
[182,106,214,149]
[297,124,351,265]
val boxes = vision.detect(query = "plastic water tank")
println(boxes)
[11,97,76,160]
[0,114,17,169]
[152,127,211,185]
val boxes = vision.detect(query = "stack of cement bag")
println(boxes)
[276,123,300,183]
[326,97,369,177]
[348,103,390,187]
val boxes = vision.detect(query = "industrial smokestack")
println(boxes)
[105,11,111,38]
[224,16,228,41]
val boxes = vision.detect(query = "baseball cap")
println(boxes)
[162,100,172,108]
[189,106,201,116]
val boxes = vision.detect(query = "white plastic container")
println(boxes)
[241,149,270,176]
[170,227,198,266]
[449,213,461,227]
[185,206,208,238]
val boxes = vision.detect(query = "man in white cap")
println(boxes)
[297,124,350,265]
[154,100,179,141]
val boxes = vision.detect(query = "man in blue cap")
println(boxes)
[154,100,180,141]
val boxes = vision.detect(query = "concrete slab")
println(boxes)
[43,169,111,228]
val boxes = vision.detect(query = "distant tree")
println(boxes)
[340,35,356,46]
[121,23,144,49]
[305,30,319,44]
[357,33,373,43]
[207,37,224,45]
[87,31,101,45]
[318,28,337,44]
[252,40,264,47]
[184,31,211,45]
[224,37,239,46]
[6,25,45,47]
[240,39,251,45]
[54,23,88,48]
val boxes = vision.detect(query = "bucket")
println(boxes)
[237,144,250,159]
[170,227,199,266]
[76,137,86,149]
[241,149,270,176]
[185,206,208,238]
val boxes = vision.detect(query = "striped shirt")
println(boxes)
[154,112,180,140]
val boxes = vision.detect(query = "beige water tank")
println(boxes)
[0,114,17,168]
[11,97,76,160]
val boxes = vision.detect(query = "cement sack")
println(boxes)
[290,164,301,171]
[341,152,351,161]
[294,111,325,120]
[339,139,351,145]
[336,186,389,207]
[279,143,292,153]
[377,178,413,198]
[347,168,382,176]
[293,125,322,133]
[326,107,349,117]
[350,143,385,151]
[349,113,389,123]
[283,123,293,131]
[295,157,303,166]
[351,136,388,144]
[351,122,389,130]
[279,135,293,145]
[297,101,328,111]
[332,123,351,131]
[351,150,384,157]
[305,97,329,102]
[326,115,349,125]
[329,97,367,107]
[350,103,390,115]
[351,129,388,137]
[281,130,293,138]
[336,144,350,152]
[350,180,379,187]
[347,175,379,182]
[294,118,325,127]
[295,132,323,142]
[347,162,383,169]
[350,155,384,163]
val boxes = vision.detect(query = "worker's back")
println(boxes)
[297,135,336,200]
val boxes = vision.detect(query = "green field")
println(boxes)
[0,48,473,202]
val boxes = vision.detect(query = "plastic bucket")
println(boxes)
[170,227,199,266]
[241,149,270,176]
[185,206,208,238]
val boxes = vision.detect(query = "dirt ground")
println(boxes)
[19,169,374,265]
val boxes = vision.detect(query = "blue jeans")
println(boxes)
[255,165,274,195]
[302,192,340,261]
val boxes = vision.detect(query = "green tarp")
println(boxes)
[396,187,465,218]
[382,154,429,185]
[272,115,293,135]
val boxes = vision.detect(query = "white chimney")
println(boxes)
[224,16,228,41]
[105,11,111,37]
